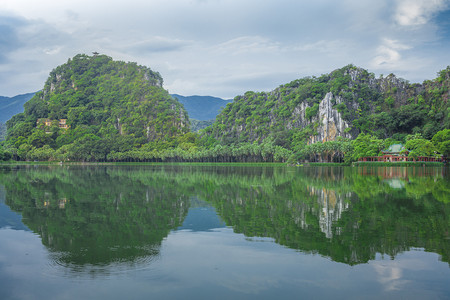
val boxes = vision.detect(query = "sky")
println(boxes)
[0,0,449,99]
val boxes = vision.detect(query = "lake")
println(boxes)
[0,164,449,300]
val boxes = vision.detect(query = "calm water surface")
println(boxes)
[0,165,448,300]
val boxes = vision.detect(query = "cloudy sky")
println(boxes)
[0,0,449,99]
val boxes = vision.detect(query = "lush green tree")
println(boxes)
[0,143,11,161]
[405,138,437,159]
[431,129,450,157]
[351,133,384,161]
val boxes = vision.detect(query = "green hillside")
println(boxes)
[205,65,449,146]
[3,54,189,161]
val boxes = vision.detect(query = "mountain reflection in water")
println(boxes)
[0,164,448,273]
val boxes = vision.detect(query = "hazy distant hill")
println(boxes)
[171,94,232,121]
[0,92,36,123]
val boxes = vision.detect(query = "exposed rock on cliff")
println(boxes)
[205,65,449,145]
[310,93,352,144]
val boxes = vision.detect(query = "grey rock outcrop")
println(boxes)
[309,92,352,144]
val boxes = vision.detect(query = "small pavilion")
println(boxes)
[359,143,442,162]
[359,144,407,162]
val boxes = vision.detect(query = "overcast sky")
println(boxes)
[0,0,449,99]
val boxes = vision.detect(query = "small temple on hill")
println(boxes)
[359,144,443,163]
[36,118,70,131]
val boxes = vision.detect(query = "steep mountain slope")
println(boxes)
[0,92,36,123]
[205,65,449,146]
[171,94,232,121]
[5,54,189,161]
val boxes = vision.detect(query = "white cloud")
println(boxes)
[394,0,449,26]
[372,38,412,67]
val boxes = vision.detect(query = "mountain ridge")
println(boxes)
[1,57,448,163]
[205,64,449,147]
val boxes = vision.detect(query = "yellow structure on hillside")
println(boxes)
[37,118,70,130]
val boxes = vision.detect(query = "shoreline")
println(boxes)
[0,161,446,167]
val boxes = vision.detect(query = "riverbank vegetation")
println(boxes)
[0,129,447,164]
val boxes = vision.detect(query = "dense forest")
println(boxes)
[0,54,448,163]
[1,54,189,161]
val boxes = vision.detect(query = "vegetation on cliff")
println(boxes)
[3,54,189,161]
[205,65,449,145]
[202,64,449,163]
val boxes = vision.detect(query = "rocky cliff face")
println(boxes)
[207,64,449,145]
[310,93,352,143]
[345,67,423,108]
[286,92,352,143]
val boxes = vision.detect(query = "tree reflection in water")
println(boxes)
[0,164,448,272]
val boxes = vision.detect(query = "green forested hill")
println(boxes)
[3,54,189,161]
[205,65,449,146]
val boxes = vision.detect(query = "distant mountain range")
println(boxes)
[0,92,36,123]
[171,94,232,121]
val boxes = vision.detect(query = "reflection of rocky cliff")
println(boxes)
[308,187,349,238]
[0,166,189,271]
[188,166,449,265]
[0,165,448,267]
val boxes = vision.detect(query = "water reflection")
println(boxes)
[0,165,189,275]
[0,164,448,273]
